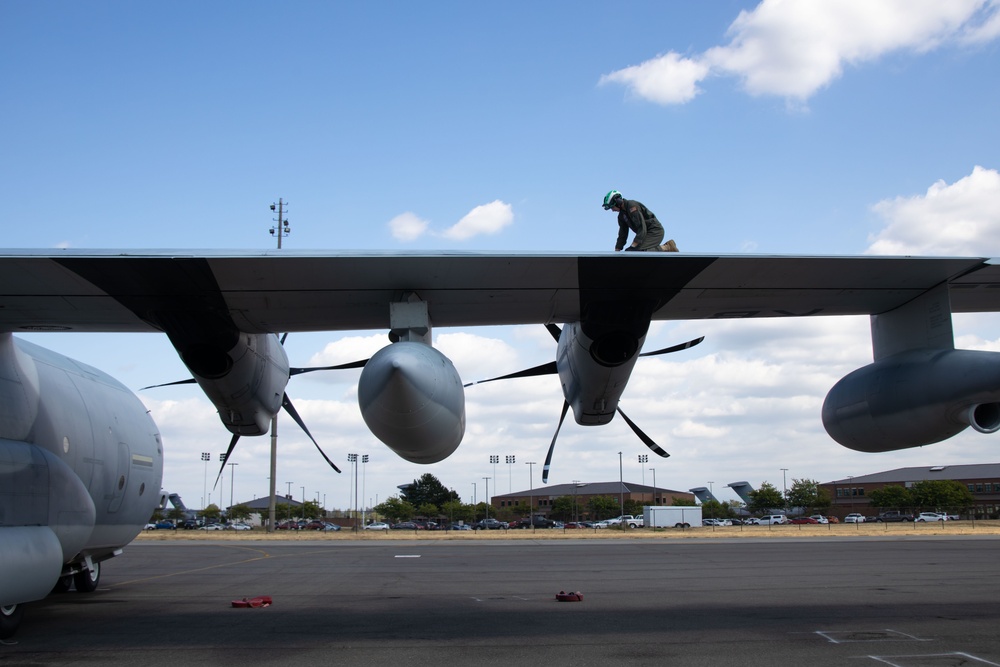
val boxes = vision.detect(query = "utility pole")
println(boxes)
[266,199,290,533]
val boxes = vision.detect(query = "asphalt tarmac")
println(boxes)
[4,536,1000,666]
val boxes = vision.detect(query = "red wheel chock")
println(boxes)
[555,591,583,602]
[231,595,272,608]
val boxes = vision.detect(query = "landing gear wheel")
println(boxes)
[74,561,101,593]
[0,604,23,640]
[51,575,73,594]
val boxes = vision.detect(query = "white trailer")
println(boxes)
[644,506,703,529]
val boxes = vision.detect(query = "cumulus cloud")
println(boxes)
[866,166,1000,256]
[440,200,514,241]
[601,0,999,104]
[388,212,430,242]
[387,201,514,242]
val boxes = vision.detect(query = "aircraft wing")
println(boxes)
[1,250,999,333]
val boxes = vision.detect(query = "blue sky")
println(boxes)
[4,2,1000,514]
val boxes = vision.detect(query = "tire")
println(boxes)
[0,604,23,640]
[74,561,101,593]
[51,575,73,594]
[628,523,638,528]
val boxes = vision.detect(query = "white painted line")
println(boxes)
[394,554,421,558]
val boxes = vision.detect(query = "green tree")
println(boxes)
[700,499,726,519]
[440,499,474,524]
[670,497,697,506]
[549,495,577,521]
[910,479,975,512]
[200,503,222,522]
[587,495,620,521]
[747,482,785,515]
[300,500,323,520]
[374,496,415,523]
[786,478,831,513]
[167,507,187,522]
[868,484,914,509]
[400,473,459,509]
[417,502,439,519]
[228,503,252,522]
[623,498,644,516]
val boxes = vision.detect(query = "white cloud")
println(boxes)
[388,212,430,242]
[441,200,514,241]
[598,52,711,105]
[866,166,1000,256]
[601,0,998,104]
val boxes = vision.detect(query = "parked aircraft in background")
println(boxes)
[2,249,1000,637]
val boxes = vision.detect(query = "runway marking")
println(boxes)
[394,555,421,558]
[816,629,925,643]
[867,652,1000,666]
[110,544,278,587]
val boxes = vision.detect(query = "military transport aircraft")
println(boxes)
[2,249,1000,638]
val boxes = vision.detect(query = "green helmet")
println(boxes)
[603,190,623,210]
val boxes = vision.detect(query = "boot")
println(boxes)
[661,239,678,252]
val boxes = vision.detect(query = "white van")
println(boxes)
[759,515,788,525]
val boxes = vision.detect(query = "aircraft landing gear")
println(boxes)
[0,604,23,640]
[73,561,101,593]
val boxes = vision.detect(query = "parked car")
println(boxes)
[759,515,788,525]
[825,516,840,524]
[448,523,471,531]
[392,521,422,530]
[702,518,730,526]
[790,517,819,524]
[364,522,389,531]
[742,517,760,525]
[144,522,157,530]
[915,512,948,522]
[472,518,505,530]
[200,523,224,530]
[321,522,341,531]
[155,520,176,530]
[809,515,829,524]
[845,513,866,523]
[228,522,252,531]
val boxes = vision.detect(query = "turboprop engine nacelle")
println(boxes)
[183,333,289,436]
[358,342,466,464]
[822,348,1000,453]
[556,321,646,425]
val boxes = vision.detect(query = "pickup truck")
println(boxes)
[605,515,644,528]
[876,511,915,522]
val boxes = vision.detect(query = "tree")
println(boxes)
[910,480,975,512]
[747,482,785,515]
[440,499,474,524]
[868,485,914,509]
[200,503,222,523]
[300,500,323,520]
[786,479,831,513]
[228,503,252,522]
[623,498,644,516]
[416,502,439,519]
[374,496,415,524]
[400,473,459,509]
[167,507,187,522]
[670,497,697,506]
[549,496,577,521]
[587,495,620,521]
[700,499,726,519]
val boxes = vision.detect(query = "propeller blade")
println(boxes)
[289,359,369,376]
[542,400,570,484]
[213,433,241,490]
[616,406,670,458]
[280,332,289,345]
[281,393,342,473]
[639,336,705,357]
[139,378,198,391]
[545,323,562,342]
[463,360,558,388]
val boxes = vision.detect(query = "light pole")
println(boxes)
[638,454,648,488]
[506,455,515,493]
[228,462,239,519]
[572,480,580,523]
[483,477,491,521]
[285,481,293,522]
[780,468,789,509]
[348,454,359,529]
[489,456,498,502]
[472,482,476,506]
[201,452,210,510]
[525,462,536,528]
[362,454,369,527]
[618,451,624,521]
[266,200,288,533]
[649,468,657,529]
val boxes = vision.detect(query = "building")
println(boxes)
[821,463,1000,518]
[491,481,694,518]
